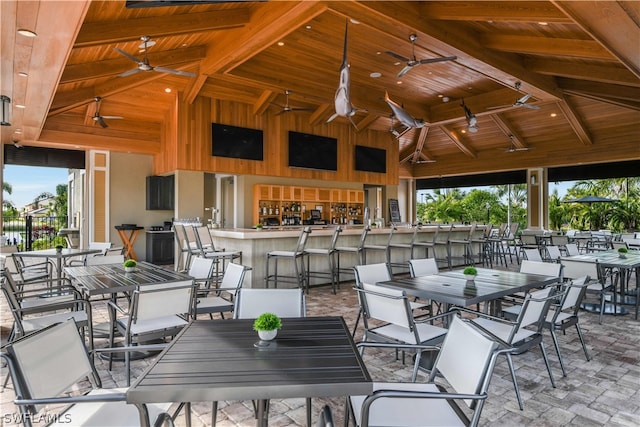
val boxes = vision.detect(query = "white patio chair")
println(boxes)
[0,319,176,427]
[233,288,306,319]
[560,258,614,324]
[108,279,195,385]
[195,262,248,319]
[86,254,125,266]
[519,259,563,279]
[354,282,448,381]
[463,287,558,410]
[522,247,543,262]
[408,258,439,277]
[346,315,502,427]
[564,243,580,256]
[544,245,563,262]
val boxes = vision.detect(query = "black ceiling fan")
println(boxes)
[274,90,314,115]
[115,36,196,78]
[92,97,123,128]
[386,34,457,78]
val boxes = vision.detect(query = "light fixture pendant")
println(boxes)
[17,28,37,37]
[1,95,11,126]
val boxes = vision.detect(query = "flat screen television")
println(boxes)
[288,131,338,171]
[355,145,386,173]
[211,123,263,161]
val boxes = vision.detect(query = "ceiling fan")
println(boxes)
[460,99,478,133]
[274,90,314,115]
[488,82,540,111]
[386,34,457,78]
[505,135,532,152]
[91,97,123,128]
[115,36,196,78]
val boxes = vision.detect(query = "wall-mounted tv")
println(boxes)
[355,145,386,173]
[288,131,337,171]
[211,123,263,161]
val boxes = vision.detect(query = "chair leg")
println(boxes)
[575,323,591,361]
[352,308,362,338]
[549,327,567,377]
[539,341,556,388]
[505,353,524,411]
[212,401,218,426]
[306,397,312,427]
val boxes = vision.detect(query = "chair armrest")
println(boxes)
[91,343,168,356]
[356,341,440,353]
[18,298,90,316]
[15,392,127,406]
[107,299,129,315]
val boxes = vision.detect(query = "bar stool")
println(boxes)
[388,224,419,273]
[265,226,312,291]
[194,225,242,284]
[434,224,453,270]
[412,224,439,258]
[335,226,370,283]
[448,223,476,267]
[305,226,342,294]
[363,225,396,265]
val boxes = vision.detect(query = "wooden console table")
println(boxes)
[115,225,144,261]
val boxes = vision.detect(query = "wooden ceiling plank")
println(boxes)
[491,114,528,149]
[555,97,593,146]
[439,126,477,158]
[60,46,206,84]
[526,58,640,87]
[552,1,640,78]
[74,8,251,47]
[253,90,277,116]
[557,78,640,103]
[422,1,570,22]
[309,103,332,126]
[483,35,616,60]
[563,90,640,111]
[330,1,562,101]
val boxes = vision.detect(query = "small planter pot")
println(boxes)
[619,253,626,259]
[258,329,277,341]
[124,266,136,273]
[464,274,477,281]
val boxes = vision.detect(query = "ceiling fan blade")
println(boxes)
[154,66,196,77]
[119,68,142,78]
[94,116,108,128]
[396,65,415,78]
[521,103,541,110]
[517,93,532,104]
[385,51,411,62]
[289,108,314,112]
[100,115,124,120]
[114,47,142,64]
[418,55,457,65]
[486,104,511,110]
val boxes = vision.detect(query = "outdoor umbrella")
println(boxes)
[565,195,619,230]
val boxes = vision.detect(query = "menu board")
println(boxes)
[389,198,401,223]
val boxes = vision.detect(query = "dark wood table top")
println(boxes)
[65,261,192,296]
[126,316,372,404]
[379,267,558,307]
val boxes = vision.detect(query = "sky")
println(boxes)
[2,165,69,208]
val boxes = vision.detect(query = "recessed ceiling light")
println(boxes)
[461,129,467,134]
[15,104,26,109]
[538,22,548,26]
[376,51,382,55]
[305,25,312,30]
[394,61,401,66]
[349,18,360,24]
[14,129,22,134]
[18,72,28,77]
[277,41,285,47]
[370,72,381,78]
[550,113,557,117]
[164,88,172,93]
[17,28,37,37]
[438,94,443,98]
[442,96,450,103]
[396,81,403,85]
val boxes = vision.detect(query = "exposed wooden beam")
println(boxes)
[491,114,528,149]
[555,97,593,146]
[309,104,332,126]
[552,1,640,78]
[557,78,640,103]
[483,35,616,60]
[330,1,562,101]
[253,90,277,116]
[439,126,477,158]
[355,114,379,133]
[428,88,520,125]
[412,127,430,163]
[73,9,251,47]
[526,58,640,87]
[422,1,571,22]
[60,46,206,84]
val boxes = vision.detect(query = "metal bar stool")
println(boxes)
[335,226,370,283]
[434,224,453,270]
[412,224,439,259]
[388,223,419,274]
[265,226,312,291]
[362,225,396,265]
[305,226,342,294]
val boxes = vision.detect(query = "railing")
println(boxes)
[1,215,68,251]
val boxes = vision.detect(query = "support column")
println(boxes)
[527,168,548,230]
[88,150,109,243]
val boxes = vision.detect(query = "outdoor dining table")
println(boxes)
[126,316,372,427]
[15,247,103,281]
[379,267,559,316]
[563,250,640,317]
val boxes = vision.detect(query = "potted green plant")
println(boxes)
[617,247,628,258]
[123,259,137,272]
[55,244,64,254]
[255,223,263,230]
[463,266,478,280]
[253,312,282,341]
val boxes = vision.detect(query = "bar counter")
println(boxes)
[209,224,479,288]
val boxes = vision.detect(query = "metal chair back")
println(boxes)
[234,288,306,319]
[408,258,439,277]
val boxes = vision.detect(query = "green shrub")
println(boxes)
[253,313,282,331]
[463,266,478,276]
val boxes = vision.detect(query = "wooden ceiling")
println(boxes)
[2,1,639,179]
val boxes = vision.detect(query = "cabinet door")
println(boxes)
[349,190,364,203]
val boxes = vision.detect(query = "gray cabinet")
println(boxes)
[146,232,174,265]
[146,175,174,210]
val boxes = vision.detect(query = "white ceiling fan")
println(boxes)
[273,90,314,115]
[386,34,457,78]
[91,97,123,128]
[115,36,196,78]
[505,135,532,152]
[488,82,540,111]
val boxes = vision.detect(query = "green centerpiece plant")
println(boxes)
[123,259,137,272]
[618,247,628,258]
[463,266,478,280]
[253,312,282,341]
